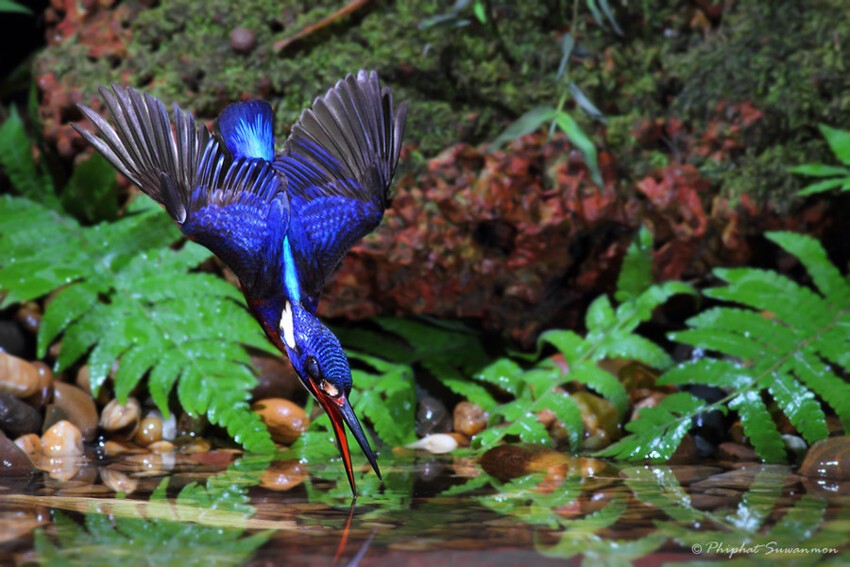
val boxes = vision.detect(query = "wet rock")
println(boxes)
[451,457,481,478]
[75,365,110,405]
[100,440,145,457]
[250,351,300,401]
[24,361,54,408]
[0,430,36,477]
[100,397,141,439]
[453,401,488,437]
[669,433,700,464]
[42,404,70,432]
[161,412,177,441]
[15,302,41,334]
[148,440,175,454]
[252,398,309,445]
[230,27,256,53]
[99,467,138,494]
[134,415,163,446]
[0,352,41,398]
[480,444,609,481]
[0,392,41,437]
[14,433,41,461]
[41,420,84,458]
[717,441,759,463]
[53,382,98,442]
[406,433,459,454]
[0,320,27,358]
[799,437,850,480]
[178,437,211,454]
[39,457,83,483]
[416,395,452,436]
[260,460,308,491]
[177,412,207,438]
[574,391,620,450]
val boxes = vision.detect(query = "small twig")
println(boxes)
[274,0,370,53]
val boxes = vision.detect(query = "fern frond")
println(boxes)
[615,226,654,302]
[614,231,850,462]
[0,196,275,453]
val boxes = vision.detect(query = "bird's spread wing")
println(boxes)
[273,70,408,305]
[74,86,289,296]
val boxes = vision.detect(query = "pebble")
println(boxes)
[453,401,488,437]
[0,392,41,437]
[252,398,309,445]
[0,430,36,477]
[13,433,41,461]
[260,460,308,491]
[0,320,27,358]
[479,444,609,481]
[0,352,41,398]
[250,352,300,401]
[799,436,850,480]
[100,467,138,494]
[100,397,141,439]
[571,391,619,450]
[15,302,41,334]
[134,415,163,446]
[147,440,175,454]
[53,382,98,442]
[24,362,53,407]
[416,395,452,436]
[405,433,458,454]
[41,420,84,458]
[230,27,256,53]
[717,441,758,462]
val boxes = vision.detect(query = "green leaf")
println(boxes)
[556,33,575,79]
[0,196,273,452]
[534,390,583,450]
[820,124,850,165]
[0,0,32,14]
[61,153,119,222]
[472,0,487,23]
[0,107,56,206]
[788,164,850,177]
[553,110,603,186]
[798,177,849,196]
[615,226,654,302]
[729,391,786,462]
[491,107,557,149]
[475,358,523,396]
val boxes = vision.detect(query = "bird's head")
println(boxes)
[278,300,380,495]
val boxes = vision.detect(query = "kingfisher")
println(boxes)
[73,70,408,497]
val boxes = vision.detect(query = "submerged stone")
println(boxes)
[799,437,850,481]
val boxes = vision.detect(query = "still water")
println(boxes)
[1,449,848,566]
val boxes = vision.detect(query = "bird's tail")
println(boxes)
[73,85,212,223]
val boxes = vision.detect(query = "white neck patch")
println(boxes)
[279,300,296,349]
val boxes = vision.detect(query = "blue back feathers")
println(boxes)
[217,100,275,161]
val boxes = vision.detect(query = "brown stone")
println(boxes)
[252,398,309,445]
[53,382,98,442]
[0,352,41,398]
[453,401,488,437]
[260,460,308,491]
[41,420,83,458]
[799,436,850,480]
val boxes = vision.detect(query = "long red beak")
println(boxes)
[316,391,381,497]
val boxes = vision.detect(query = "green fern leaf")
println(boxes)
[768,372,828,444]
[596,392,704,461]
[0,196,274,452]
[615,225,654,302]
[534,389,583,450]
[729,391,786,462]
[0,107,57,207]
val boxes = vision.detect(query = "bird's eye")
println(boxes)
[306,356,320,381]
